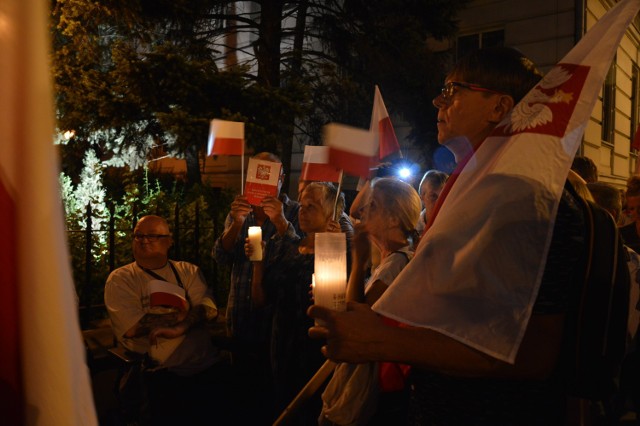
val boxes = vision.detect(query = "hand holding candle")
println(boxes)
[248,226,263,261]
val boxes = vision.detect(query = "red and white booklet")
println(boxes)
[244,157,282,205]
[148,279,187,311]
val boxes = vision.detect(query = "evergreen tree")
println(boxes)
[51,0,469,188]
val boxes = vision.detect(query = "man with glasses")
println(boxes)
[105,215,225,424]
[309,47,598,424]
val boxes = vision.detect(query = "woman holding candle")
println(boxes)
[320,177,422,425]
[245,181,345,423]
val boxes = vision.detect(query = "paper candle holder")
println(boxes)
[314,232,347,312]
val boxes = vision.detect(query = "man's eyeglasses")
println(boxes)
[133,233,170,242]
[436,81,503,106]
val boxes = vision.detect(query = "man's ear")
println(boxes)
[490,95,515,123]
[277,172,285,194]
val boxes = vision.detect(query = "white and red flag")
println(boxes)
[370,85,401,159]
[0,0,98,423]
[301,146,342,183]
[207,119,245,156]
[149,280,188,311]
[374,0,640,364]
[324,123,378,179]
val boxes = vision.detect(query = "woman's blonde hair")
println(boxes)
[371,177,421,237]
[301,182,345,219]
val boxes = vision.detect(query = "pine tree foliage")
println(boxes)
[51,0,469,187]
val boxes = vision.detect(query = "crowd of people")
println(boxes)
[102,46,640,425]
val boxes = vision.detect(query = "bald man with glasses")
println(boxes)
[105,215,226,424]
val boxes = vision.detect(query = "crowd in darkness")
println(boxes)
[104,47,640,425]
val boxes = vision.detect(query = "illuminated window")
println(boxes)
[631,63,640,151]
[601,61,616,144]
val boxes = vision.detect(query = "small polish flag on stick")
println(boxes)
[324,123,378,179]
[371,85,401,159]
[301,146,342,183]
[208,119,246,192]
[207,119,245,156]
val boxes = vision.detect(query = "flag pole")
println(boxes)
[273,360,336,426]
[241,144,245,195]
[333,170,344,221]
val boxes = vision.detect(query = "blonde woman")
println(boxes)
[321,177,421,425]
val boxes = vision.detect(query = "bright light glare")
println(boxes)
[398,167,411,179]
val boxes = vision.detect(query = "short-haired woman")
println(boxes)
[246,181,345,422]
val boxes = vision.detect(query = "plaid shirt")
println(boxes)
[213,193,300,343]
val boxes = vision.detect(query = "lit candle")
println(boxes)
[314,232,347,313]
[248,226,263,261]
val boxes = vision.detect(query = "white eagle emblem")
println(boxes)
[504,67,575,132]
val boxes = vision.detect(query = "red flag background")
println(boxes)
[0,0,98,423]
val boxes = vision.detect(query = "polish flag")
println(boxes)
[149,280,188,311]
[374,0,640,364]
[370,85,401,159]
[207,119,245,156]
[0,0,98,423]
[324,123,378,179]
[301,146,342,182]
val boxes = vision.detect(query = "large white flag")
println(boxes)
[374,0,640,363]
[0,0,98,424]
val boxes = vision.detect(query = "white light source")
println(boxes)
[314,232,347,315]
[248,226,263,261]
[398,167,411,180]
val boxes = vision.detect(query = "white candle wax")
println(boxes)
[248,226,263,261]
